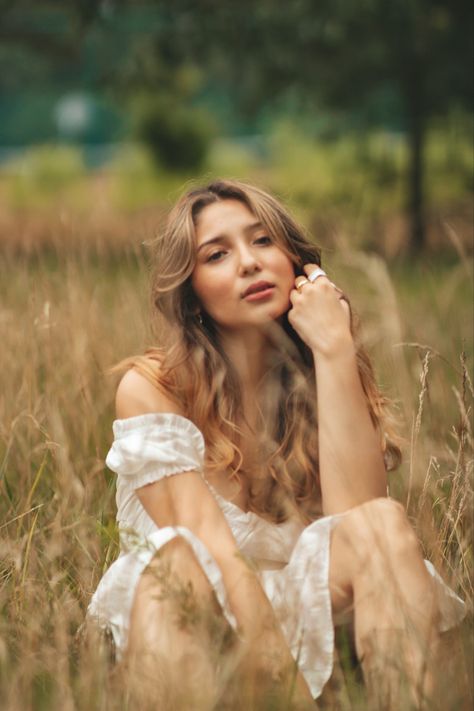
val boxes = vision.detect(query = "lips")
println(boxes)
[242,281,275,298]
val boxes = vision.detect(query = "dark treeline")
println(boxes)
[1,0,472,251]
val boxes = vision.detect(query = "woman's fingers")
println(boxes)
[294,276,310,290]
[296,263,344,298]
[288,263,353,353]
[303,263,342,290]
[304,264,349,308]
[303,263,329,284]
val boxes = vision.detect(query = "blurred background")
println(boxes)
[1,3,473,709]
[1,0,472,255]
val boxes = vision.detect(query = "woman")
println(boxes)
[88,179,465,709]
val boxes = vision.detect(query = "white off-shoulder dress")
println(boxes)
[87,413,465,700]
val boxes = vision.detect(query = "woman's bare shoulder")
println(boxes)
[115,365,182,420]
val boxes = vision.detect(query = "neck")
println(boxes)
[218,326,269,391]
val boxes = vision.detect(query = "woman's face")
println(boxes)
[191,199,296,331]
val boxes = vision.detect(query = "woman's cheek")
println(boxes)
[201,276,234,314]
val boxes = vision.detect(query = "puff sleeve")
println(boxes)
[106,413,206,490]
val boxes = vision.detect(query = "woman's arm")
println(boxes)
[115,369,313,697]
[312,338,387,515]
[288,265,387,515]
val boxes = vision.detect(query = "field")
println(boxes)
[0,163,473,709]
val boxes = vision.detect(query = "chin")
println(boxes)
[269,300,291,321]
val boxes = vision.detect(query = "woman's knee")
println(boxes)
[129,536,218,654]
[340,497,420,561]
[146,535,214,598]
[157,533,198,563]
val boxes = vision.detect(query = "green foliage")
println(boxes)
[265,114,472,228]
[4,144,87,209]
[131,94,216,172]
[108,137,262,211]
[425,112,474,204]
[267,120,404,215]
[206,138,262,179]
[108,142,198,211]
[1,115,470,228]
[107,143,164,210]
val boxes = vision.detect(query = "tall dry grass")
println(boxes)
[0,209,472,710]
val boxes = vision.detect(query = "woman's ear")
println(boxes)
[184,280,201,316]
[190,294,202,317]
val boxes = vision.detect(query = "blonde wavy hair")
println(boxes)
[120,179,402,524]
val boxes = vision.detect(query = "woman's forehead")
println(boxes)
[194,199,257,243]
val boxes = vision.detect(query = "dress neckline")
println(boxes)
[208,483,300,529]
[112,412,299,528]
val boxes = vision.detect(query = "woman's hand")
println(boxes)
[287,263,353,358]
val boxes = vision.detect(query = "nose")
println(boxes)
[237,242,262,276]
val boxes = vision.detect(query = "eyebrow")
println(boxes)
[196,221,265,253]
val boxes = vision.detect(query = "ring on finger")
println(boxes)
[308,267,327,283]
[295,277,310,292]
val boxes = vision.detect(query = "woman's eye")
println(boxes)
[206,250,226,262]
[254,236,271,245]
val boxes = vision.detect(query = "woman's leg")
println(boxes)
[328,497,441,708]
[125,536,315,710]
[125,536,231,710]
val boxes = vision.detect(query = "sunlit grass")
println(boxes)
[0,201,472,709]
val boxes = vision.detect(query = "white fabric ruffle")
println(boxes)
[87,524,238,652]
[106,413,206,489]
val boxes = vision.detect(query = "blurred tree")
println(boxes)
[151,0,473,252]
[106,30,218,171]
[131,94,215,171]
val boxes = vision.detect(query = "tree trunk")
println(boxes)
[406,95,426,253]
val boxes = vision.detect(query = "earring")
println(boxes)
[197,312,203,325]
